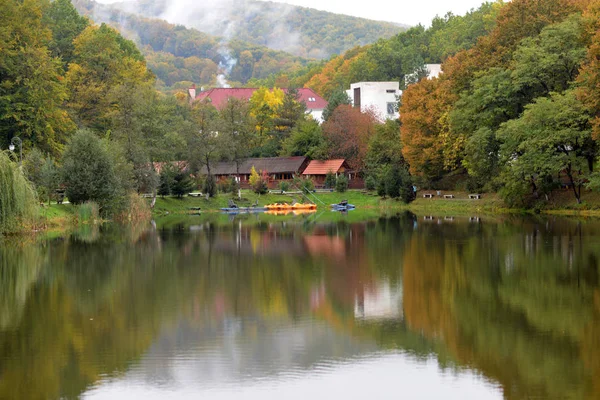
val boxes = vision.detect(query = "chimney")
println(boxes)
[188,84,196,100]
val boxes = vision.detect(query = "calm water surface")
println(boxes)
[1,212,599,399]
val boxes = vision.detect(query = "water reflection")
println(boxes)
[0,214,599,399]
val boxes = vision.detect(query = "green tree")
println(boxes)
[43,0,89,66]
[335,174,348,192]
[171,170,194,198]
[280,120,328,159]
[322,88,351,122]
[0,0,74,155]
[324,171,336,189]
[61,130,118,213]
[497,90,596,204]
[158,164,176,196]
[39,156,60,206]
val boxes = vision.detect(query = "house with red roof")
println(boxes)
[188,86,327,123]
[302,159,363,189]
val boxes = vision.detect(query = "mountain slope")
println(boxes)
[109,0,407,59]
[73,0,314,90]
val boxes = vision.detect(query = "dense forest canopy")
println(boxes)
[252,2,502,97]
[109,0,407,59]
[72,0,313,91]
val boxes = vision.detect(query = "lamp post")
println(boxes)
[9,136,22,166]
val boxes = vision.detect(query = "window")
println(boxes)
[308,97,316,102]
[387,102,396,115]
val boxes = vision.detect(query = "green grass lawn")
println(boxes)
[152,189,403,215]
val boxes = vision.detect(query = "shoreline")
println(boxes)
[10,189,600,238]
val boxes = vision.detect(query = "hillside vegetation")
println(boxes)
[253,2,501,97]
[111,0,406,59]
[73,0,312,91]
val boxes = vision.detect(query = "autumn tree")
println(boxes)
[0,0,74,155]
[322,105,377,172]
[400,78,450,182]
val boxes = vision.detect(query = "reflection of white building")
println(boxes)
[354,281,403,320]
[346,82,401,121]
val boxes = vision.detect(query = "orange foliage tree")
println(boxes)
[322,105,377,172]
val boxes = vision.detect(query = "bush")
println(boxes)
[278,181,290,193]
[365,175,377,191]
[375,165,415,203]
[293,175,314,193]
[61,130,118,214]
[203,174,217,197]
[335,174,348,192]
[324,171,336,189]
[250,166,269,194]
[221,177,239,194]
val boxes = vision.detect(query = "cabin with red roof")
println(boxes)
[302,159,364,189]
[188,86,327,123]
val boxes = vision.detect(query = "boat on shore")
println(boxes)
[265,203,317,210]
[331,200,355,211]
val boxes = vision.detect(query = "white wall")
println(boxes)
[309,109,324,123]
[346,82,401,121]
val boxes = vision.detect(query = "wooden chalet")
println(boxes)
[201,156,309,188]
[302,159,364,189]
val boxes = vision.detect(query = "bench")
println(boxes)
[468,194,481,200]
[423,193,434,198]
[423,216,435,220]
[188,207,201,213]
[443,194,454,199]
[469,217,480,222]
[188,192,203,197]
[444,216,454,221]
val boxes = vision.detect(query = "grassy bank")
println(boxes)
[36,188,600,234]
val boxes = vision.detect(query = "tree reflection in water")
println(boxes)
[0,214,598,399]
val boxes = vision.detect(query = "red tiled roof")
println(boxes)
[295,88,328,110]
[302,159,348,175]
[194,88,327,110]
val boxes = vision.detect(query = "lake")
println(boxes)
[0,212,599,399]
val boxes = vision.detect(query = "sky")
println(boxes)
[95,0,490,26]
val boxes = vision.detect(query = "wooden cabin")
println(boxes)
[200,156,309,189]
[302,159,364,189]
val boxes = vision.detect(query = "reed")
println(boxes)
[0,152,37,234]
[76,201,100,224]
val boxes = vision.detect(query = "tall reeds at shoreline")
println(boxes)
[0,152,37,234]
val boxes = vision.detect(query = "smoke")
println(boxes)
[216,46,237,88]
[110,0,306,55]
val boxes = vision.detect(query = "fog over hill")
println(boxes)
[100,0,407,59]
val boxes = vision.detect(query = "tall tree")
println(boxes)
[322,105,376,172]
[497,90,596,204]
[0,0,74,154]
[43,0,89,66]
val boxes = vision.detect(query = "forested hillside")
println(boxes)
[110,0,406,59]
[399,0,600,206]
[73,0,313,91]
[253,2,502,98]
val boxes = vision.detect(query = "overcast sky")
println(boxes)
[96,0,490,26]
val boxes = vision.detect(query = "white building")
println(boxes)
[346,81,401,121]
